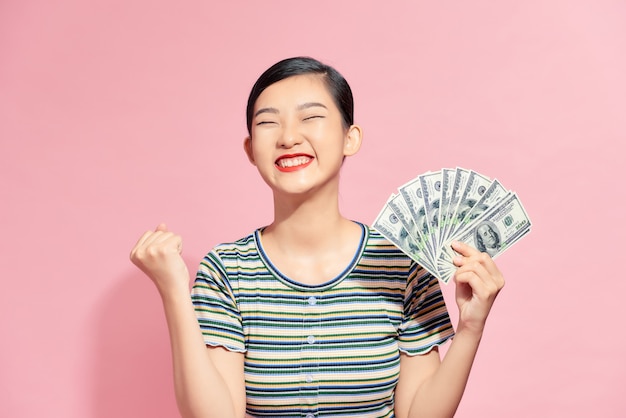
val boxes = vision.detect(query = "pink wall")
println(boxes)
[2,0,625,416]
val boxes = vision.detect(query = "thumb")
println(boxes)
[155,223,168,232]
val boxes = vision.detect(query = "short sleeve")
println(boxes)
[397,263,455,355]
[191,250,246,353]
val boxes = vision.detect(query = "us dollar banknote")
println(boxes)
[437,192,531,282]
[372,194,437,275]
[373,168,532,283]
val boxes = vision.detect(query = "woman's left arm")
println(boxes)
[394,240,505,418]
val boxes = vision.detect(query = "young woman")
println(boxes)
[130,57,505,418]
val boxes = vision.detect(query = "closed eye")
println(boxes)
[303,115,324,121]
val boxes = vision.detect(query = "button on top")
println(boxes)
[308,296,317,306]
[307,335,316,344]
[306,414,315,418]
[305,374,314,383]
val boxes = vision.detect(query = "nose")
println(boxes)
[277,123,301,149]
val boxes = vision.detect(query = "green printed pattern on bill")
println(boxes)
[373,168,532,283]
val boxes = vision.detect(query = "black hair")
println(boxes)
[246,56,354,135]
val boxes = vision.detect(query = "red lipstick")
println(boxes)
[275,154,314,172]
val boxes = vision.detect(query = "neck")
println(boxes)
[266,184,349,252]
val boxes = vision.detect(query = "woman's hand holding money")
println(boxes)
[451,240,505,335]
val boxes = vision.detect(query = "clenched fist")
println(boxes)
[129,223,190,295]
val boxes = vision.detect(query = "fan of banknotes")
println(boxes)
[373,167,532,283]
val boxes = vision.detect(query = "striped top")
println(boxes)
[191,223,454,417]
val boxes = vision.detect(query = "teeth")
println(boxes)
[278,156,311,168]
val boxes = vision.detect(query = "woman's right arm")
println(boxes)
[130,224,247,418]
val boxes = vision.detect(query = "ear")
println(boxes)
[343,124,363,157]
[243,136,256,165]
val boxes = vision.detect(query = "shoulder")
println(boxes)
[360,223,416,268]
[199,229,261,271]
[195,229,266,289]
[212,230,258,253]
[361,223,437,283]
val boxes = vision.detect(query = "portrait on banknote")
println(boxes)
[474,221,501,257]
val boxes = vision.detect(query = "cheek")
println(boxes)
[310,128,348,153]
[249,136,274,161]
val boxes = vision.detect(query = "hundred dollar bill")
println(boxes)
[437,168,457,255]
[452,179,509,239]
[387,192,435,265]
[437,227,531,284]
[419,170,443,254]
[437,192,532,281]
[373,167,532,284]
[439,168,456,237]
[372,194,438,275]
[398,174,436,256]
[447,170,492,240]
[435,261,453,284]
[440,167,470,245]
[437,227,532,283]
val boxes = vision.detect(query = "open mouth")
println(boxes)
[275,154,313,172]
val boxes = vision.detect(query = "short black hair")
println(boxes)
[246,56,354,135]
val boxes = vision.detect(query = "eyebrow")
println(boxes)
[254,107,279,118]
[254,102,328,118]
[297,102,328,111]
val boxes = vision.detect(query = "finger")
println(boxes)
[149,231,183,254]
[457,257,505,294]
[131,230,162,260]
[133,229,155,248]
[455,257,491,283]
[453,247,497,273]
[457,252,504,286]
[450,240,481,257]
[475,252,503,281]
[459,253,504,285]
[454,269,497,299]
[454,270,486,296]
[133,223,168,249]
[139,230,167,248]
[161,232,183,253]
[130,230,159,264]
[453,250,491,268]
[147,231,180,250]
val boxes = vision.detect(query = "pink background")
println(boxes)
[2,0,625,416]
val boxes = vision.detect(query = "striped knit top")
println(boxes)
[191,222,455,417]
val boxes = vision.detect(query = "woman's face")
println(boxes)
[244,74,361,196]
